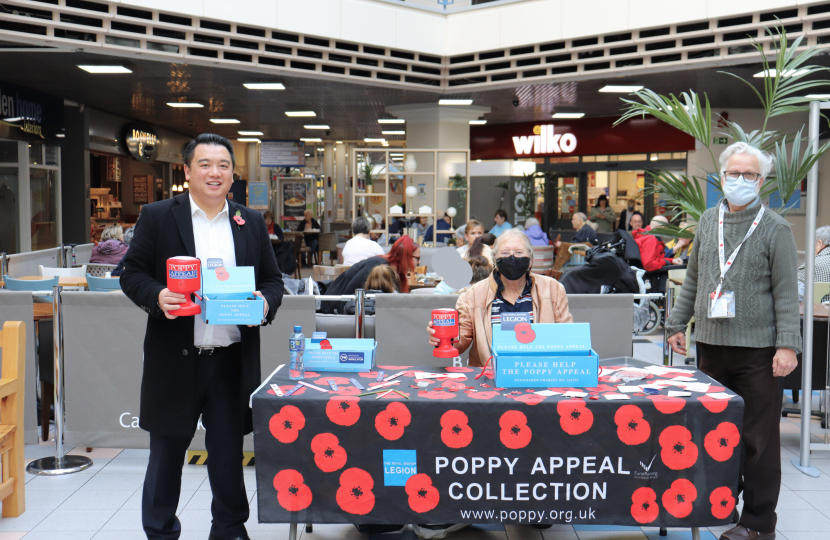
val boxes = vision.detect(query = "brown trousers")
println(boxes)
[697,342,781,533]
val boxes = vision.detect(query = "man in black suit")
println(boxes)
[121,134,283,540]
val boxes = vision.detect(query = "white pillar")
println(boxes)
[335,142,347,220]
[323,142,334,222]
[385,103,489,215]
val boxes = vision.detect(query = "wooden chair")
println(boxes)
[284,232,304,279]
[531,245,554,274]
[0,321,26,517]
[552,242,591,273]
[313,265,348,282]
[317,232,338,266]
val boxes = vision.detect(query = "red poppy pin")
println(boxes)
[233,209,245,228]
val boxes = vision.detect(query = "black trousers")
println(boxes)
[142,343,249,540]
[697,342,781,533]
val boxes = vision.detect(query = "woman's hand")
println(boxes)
[668,331,686,355]
[426,321,440,347]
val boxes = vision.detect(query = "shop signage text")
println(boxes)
[513,124,577,155]
[123,123,160,161]
[0,80,64,140]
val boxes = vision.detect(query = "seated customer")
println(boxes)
[798,225,830,303]
[489,209,512,237]
[343,216,385,266]
[554,212,597,248]
[456,220,484,258]
[299,210,321,266]
[90,225,130,264]
[434,255,492,295]
[424,212,452,244]
[480,232,496,248]
[321,236,420,313]
[462,236,495,266]
[112,220,139,276]
[523,217,549,246]
[632,215,683,271]
[263,210,284,240]
[426,228,573,366]
[364,264,401,293]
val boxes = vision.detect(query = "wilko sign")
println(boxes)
[513,124,577,155]
[471,117,695,160]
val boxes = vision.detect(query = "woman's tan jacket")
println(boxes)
[455,272,573,367]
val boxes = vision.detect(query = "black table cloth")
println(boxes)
[252,357,743,526]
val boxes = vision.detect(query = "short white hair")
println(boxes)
[719,142,774,178]
[524,217,539,228]
[493,228,533,257]
[817,225,830,247]
[573,212,587,222]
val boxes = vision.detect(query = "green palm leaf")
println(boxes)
[762,129,830,214]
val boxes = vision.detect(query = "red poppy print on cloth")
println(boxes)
[358,371,381,379]
[467,391,501,400]
[507,393,546,405]
[614,405,651,445]
[314,376,351,387]
[334,386,362,396]
[662,479,697,518]
[698,395,729,413]
[268,385,305,397]
[648,395,686,414]
[709,487,736,520]
[446,366,474,373]
[336,468,375,515]
[631,487,659,524]
[557,399,594,435]
[418,390,457,400]
[269,405,305,443]
[377,365,413,370]
[659,426,699,470]
[441,380,468,391]
[705,385,726,393]
[375,402,412,440]
[440,410,473,448]
[310,433,347,473]
[326,396,361,426]
[273,469,312,511]
[406,474,440,513]
[704,422,740,462]
[499,410,532,449]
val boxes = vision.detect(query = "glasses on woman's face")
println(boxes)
[723,171,761,182]
[497,249,528,258]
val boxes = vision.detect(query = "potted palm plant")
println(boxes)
[362,158,374,193]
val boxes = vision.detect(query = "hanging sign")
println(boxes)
[123,123,160,162]
[262,140,305,167]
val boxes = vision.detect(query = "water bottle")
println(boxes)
[289,326,305,380]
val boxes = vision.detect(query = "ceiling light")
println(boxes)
[382,142,390,146]
[650,156,658,161]
[378,119,405,124]
[390,153,404,156]
[286,111,316,117]
[364,138,385,143]
[598,85,643,93]
[167,102,203,108]
[305,153,311,157]
[301,138,322,142]
[238,131,264,136]
[552,112,585,119]
[469,120,487,125]
[317,147,325,151]
[439,99,473,105]
[336,140,343,144]
[382,131,405,135]
[806,94,830,99]
[753,69,809,78]
[183,181,189,189]
[476,159,482,163]
[78,65,132,74]
[244,83,285,90]
[238,138,261,142]
[210,119,240,124]
[304,125,330,129]
[56,133,65,138]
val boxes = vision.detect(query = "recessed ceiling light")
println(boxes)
[439,99,473,105]
[78,65,132,74]
[286,111,316,117]
[238,131,264,136]
[390,153,404,156]
[806,94,830,99]
[552,112,585,119]
[56,133,65,138]
[469,120,487,125]
[210,119,240,124]
[167,102,203,108]
[382,131,405,135]
[753,69,809,78]
[243,83,285,90]
[304,125,330,129]
[378,119,405,124]
[305,153,311,156]
[238,138,261,142]
[336,140,343,144]
[300,137,322,142]
[364,138,386,142]
[598,85,643,93]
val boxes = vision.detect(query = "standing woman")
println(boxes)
[666,142,800,540]
[588,194,616,233]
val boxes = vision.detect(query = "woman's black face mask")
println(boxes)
[496,255,530,280]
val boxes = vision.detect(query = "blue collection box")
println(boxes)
[492,323,598,388]
[303,338,376,373]
[197,266,264,326]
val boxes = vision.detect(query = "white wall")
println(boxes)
[117,0,805,57]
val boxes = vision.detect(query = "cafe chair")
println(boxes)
[86,274,122,292]
[3,275,58,302]
[39,265,87,278]
[531,245,554,274]
[814,282,830,304]
[80,263,117,277]
[317,232,338,266]
[285,232,304,279]
[313,265,347,283]
[0,321,26,517]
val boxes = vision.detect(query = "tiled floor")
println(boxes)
[4,336,830,540]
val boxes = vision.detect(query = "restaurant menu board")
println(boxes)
[261,140,305,167]
[283,182,307,219]
[133,175,149,204]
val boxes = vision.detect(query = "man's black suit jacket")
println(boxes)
[120,193,283,437]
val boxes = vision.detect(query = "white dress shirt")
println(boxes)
[342,235,385,266]
[190,194,240,347]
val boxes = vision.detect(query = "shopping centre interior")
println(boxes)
[2,0,830,539]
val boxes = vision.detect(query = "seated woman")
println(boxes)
[90,224,130,265]
[320,235,419,313]
[364,264,401,293]
[455,220,495,266]
[426,228,573,366]
[264,210,284,240]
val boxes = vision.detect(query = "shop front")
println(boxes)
[0,79,64,255]
[470,118,695,231]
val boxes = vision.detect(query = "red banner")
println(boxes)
[470,117,695,160]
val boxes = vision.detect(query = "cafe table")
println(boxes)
[18,276,88,287]
[251,358,742,539]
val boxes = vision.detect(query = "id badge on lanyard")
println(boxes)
[709,203,764,319]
